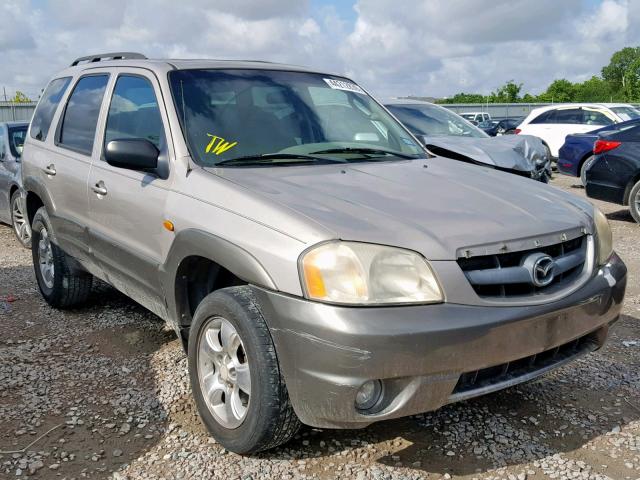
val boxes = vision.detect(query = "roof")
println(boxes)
[57,55,342,79]
[383,98,436,106]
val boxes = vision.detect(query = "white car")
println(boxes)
[460,112,491,123]
[516,103,640,158]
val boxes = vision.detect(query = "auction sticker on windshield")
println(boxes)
[324,78,365,95]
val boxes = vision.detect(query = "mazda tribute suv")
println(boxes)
[21,52,627,453]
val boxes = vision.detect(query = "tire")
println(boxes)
[543,144,555,170]
[580,155,597,187]
[630,180,640,224]
[10,190,31,248]
[188,286,300,454]
[31,206,93,308]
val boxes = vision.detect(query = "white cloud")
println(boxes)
[0,0,638,101]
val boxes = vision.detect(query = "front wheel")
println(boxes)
[10,190,31,248]
[630,180,640,224]
[188,286,300,454]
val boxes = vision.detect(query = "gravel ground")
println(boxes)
[0,174,638,480]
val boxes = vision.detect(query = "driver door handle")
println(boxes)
[91,181,108,196]
[43,164,56,176]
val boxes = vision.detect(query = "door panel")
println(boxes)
[87,71,174,318]
[0,127,10,221]
[44,73,111,263]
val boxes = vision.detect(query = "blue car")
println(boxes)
[558,119,640,185]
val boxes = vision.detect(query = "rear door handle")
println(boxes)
[43,164,56,176]
[91,181,108,196]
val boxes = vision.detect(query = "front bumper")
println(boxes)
[253,253,626,429]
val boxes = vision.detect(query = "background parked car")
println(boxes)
[459,111,491,124]
[585,122,640,223]
[478,118,523,136]
[385,100,551,182]
[558,118,640,186]
[516,103,640,159]
[0,121,30,247]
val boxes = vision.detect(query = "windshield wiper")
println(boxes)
[216,153,346,166]
[310,147,416,159]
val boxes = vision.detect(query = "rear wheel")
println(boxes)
[630,180,640,224]
[31,207,93,308]
[188,286,300,454]
[10,190,31,248]
[580,155,597,187]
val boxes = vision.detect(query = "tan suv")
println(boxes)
[21,52,627,453]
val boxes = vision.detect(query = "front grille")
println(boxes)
[457,235,588,298]
[451,332,599,397]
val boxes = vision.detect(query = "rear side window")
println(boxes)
[30,77,72,141]
[58,75,109,155]
[583,110,614,126]
[530,110,554,124]
[104,75,165,150]
[554,108,583,124]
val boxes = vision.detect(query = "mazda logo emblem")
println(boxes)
[523,253,556,287]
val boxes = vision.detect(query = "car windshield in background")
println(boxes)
[386,104,488,139]
[168,69,423,166]
[8,126,27,157]
[611,106,640,121]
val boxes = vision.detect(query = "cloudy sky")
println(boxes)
[1,0,638,100]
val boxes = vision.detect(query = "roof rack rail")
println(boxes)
[70,52,147,67]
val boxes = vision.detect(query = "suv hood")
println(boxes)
[212,158,593,260]
[420,134,547,172]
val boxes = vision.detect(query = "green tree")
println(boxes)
[537,79,576,103]
[602,46,640,90]
[622,57,640,101]
[573,76,616,102]
[10,91,32,103]
[438,92,487,104]
[490,80,522,102]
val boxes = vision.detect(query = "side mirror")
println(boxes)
[105,139,159,171]
[0,147,5,161]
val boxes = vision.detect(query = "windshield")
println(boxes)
[168,69,424,166]
[386,104,488,138]
[611,106,640,121]
[8,126,27,157]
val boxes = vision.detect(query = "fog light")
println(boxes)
[355,380,382,410]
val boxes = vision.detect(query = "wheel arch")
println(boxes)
[23,176,55,226]
[161,229,277,333]
[623,170,640,206]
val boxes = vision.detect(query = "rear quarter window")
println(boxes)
[30,77,72,141]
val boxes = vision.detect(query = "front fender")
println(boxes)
[159,228,277,325]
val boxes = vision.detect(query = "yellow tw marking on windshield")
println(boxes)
[206,134,238,155]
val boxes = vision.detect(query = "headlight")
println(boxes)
[299,241,443,305]
[594,207,613,265]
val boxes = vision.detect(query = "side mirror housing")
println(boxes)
[105,139,159,171]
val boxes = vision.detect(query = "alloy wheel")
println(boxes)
[12,195,31,245]
[38,227,55,289]
[197,316,251,429]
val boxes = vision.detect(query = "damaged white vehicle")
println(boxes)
[385,99,552,182]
